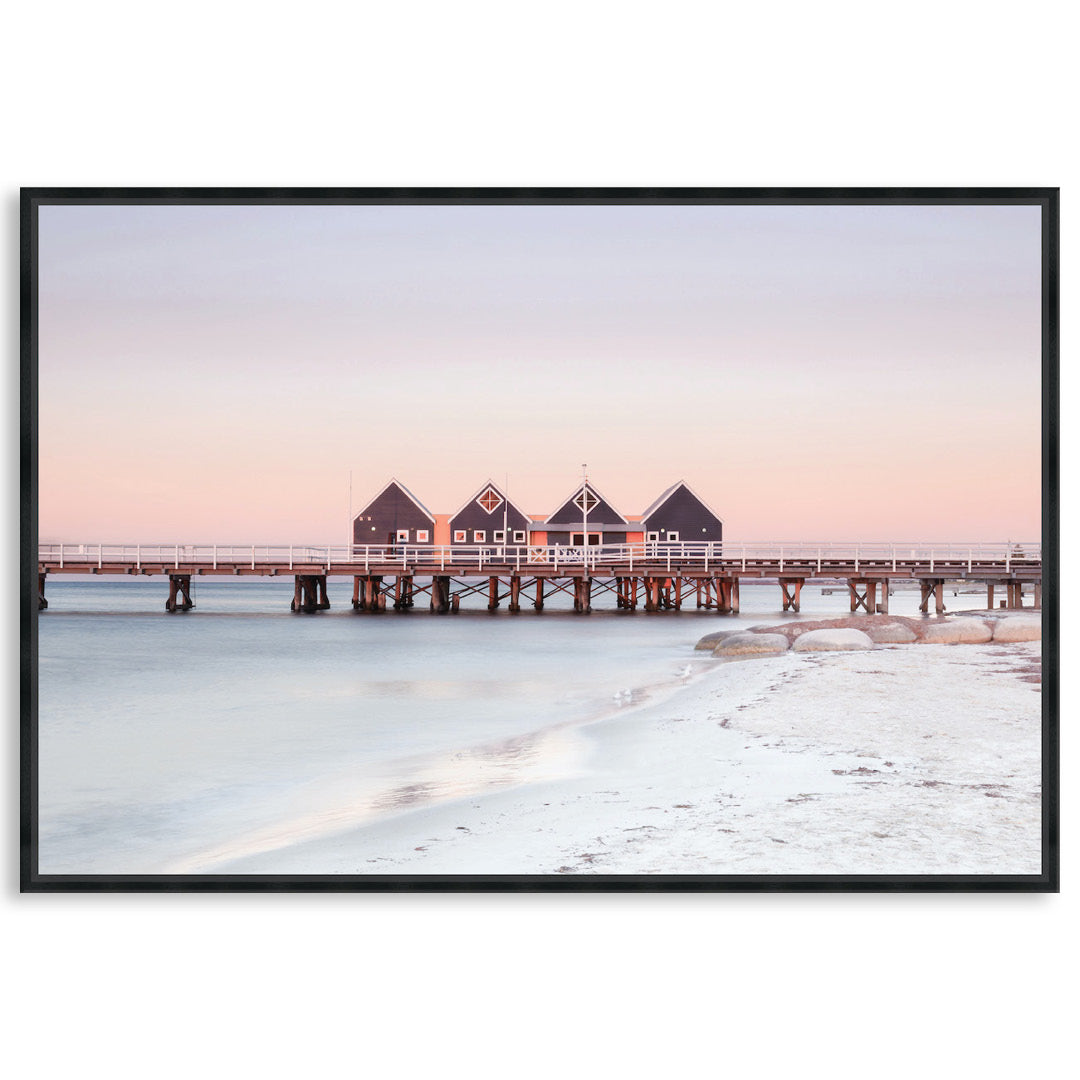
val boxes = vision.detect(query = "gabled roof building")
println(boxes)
[640,481,723,544]
[350,477,723,548]
[448,481,532,545]
[352,479,436,546]
[542,482,632,546]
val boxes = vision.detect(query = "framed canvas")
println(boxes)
[20,188,1058,892]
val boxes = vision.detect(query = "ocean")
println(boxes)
[35,575,972,874]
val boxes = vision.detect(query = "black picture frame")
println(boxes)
[20,187,1059,893]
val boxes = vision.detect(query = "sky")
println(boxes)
[36,201,1044,543]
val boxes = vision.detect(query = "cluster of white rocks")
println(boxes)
[696,612,1041,656]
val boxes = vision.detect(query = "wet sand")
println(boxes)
[216,620,1043,877]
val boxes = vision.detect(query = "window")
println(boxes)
[573,488,599,514]
[477,487,503,514]
[667,531,680,542]
[474,530,486,542]
[453,530,467,543]
[396,529,409,542]
[416,530,429,543]
[493,530,506,542]
[513,530,526,544]
[570,532,602,546]
[646,531,659,542]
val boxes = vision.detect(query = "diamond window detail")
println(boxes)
[573,488,599,514]
[477,487,503,514]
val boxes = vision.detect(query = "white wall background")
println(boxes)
[3,3,1072,1077]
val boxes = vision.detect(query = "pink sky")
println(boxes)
[37,202,1043,543]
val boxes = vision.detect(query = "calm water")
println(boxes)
[36,576,953,873]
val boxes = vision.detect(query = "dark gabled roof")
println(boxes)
[449,479,532,524]
[641,480,724,525]
[354,477,435,522]
[544,482,629,526]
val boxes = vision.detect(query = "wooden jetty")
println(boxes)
[36,541,1043,616]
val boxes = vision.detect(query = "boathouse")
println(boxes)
[541,482,632,547]
[448,481,532,545]
[352,479,435,547]
[641,481,723,544]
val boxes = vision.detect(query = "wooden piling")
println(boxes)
[509,576,521,613]
[781,578,803,613]
[392,575,415,611]
[1034,582,1041,609]
[574,577,592,614]
[431,576,450,614]
[352,575,362,611]
[38,573,47,610]
[987,582,994,610]
[317,575,330,610]
[488,576,500,612]
[166,574,193,613]
[715,577,731,614]
[534,578,544,612]
[731,576,740,614]
[643,577,658,612]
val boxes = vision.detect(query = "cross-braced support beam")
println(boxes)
[919,578,945,615]
[847,578,883,614]
[615,576,639,610]
[166,574,194,613]
[779,577,804,613]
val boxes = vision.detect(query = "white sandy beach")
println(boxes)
[214,613,1043,877]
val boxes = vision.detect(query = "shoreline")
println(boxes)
[215,613,1042,876]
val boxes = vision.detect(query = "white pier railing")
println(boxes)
[38,540,1043,573]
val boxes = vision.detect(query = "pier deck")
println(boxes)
[37,541,1043,615]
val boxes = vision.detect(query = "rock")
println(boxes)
[791,628,874,652]
[695,630,739,650]
[921,618,993,644]
[993,617,1041,642]
[864,622,918,644]
[714,632,790,656]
